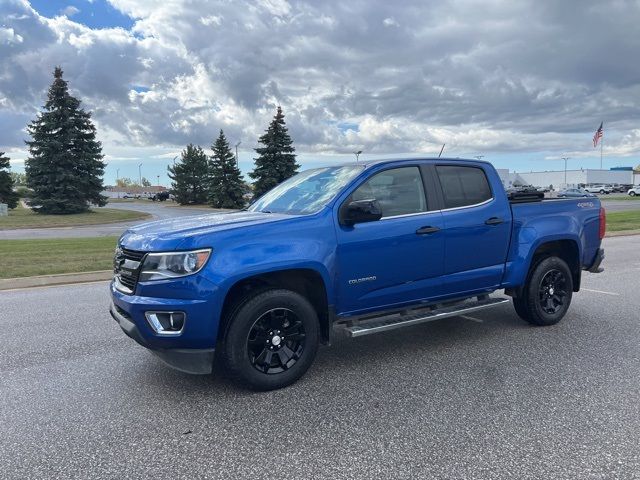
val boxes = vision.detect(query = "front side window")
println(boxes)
[249,165,365,215]
[436,165,493,209]
[350,166,427,217]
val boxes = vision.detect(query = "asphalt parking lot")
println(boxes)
[1,235,639,479]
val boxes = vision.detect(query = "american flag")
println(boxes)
[593,122,603,147]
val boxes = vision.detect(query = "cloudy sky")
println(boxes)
[1,0,639,185]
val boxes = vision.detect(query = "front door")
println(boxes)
[335,165,445,315]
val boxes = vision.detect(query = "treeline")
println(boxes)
[169,106,298,207]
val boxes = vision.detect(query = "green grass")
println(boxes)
[0,203,150,229]
[606,210,640,232]
[0,236,118,278]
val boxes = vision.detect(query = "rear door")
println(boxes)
[434,164,512,295]
[334,165,445,315]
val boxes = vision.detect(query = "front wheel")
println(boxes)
[513,256,573,326]
[220,288,320,390]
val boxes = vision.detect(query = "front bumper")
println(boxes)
[110,302,215,374]
[587,248,605,273]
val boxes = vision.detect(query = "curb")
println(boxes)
[0,270,112,291]
[606,230,640,237]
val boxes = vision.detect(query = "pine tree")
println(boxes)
[25,67,106,214]
[0,152,19,209]
[208,130,246,209]
[167,144,209,205]
[250,106,299,198]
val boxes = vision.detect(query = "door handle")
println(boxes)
[485,217,504,225]
[416,226,440,235]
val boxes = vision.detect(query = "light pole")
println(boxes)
[235,141,241,168]
[562,157,570,186]
[354,150,362,162]
[138,163,143,188]
[157,175,160,187]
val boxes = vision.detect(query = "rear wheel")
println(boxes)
[630,192,637,197]
[221,288,319,390]
[512,256,573,326]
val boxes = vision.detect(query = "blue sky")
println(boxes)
[28,0,134,30]
[2,0,639,186]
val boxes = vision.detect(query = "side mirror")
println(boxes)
[340,199,383,226]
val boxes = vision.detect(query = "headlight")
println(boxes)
[139,249,211,281]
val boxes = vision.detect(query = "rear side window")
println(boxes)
[350,166,427,217]
[436,165,492,209]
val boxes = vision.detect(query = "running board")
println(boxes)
[339,297,510,338]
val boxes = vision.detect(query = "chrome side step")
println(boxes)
[339,297,510,338]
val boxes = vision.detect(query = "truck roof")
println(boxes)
[338,157,492,169]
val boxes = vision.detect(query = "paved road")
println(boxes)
[0,202,220,240]
[1,236,639,479]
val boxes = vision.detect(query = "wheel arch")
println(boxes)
[507,238,582,297]
[218,267,332,344]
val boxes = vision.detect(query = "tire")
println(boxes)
[630,192,636,197]
[220,288,320,391]
[599,190,605,194]
[512,256,573,326]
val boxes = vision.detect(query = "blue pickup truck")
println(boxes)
[110,158,605,390]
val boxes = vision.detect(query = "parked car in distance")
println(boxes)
[151,191,170,202]
[584,185,613,194]
[628,186,640,196]
[557,188,596,198]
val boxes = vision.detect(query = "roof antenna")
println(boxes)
[438,143,445,158]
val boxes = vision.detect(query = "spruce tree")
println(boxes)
[208,130,246,209]
[25,67,106,214]
[167,144,209,205]
[250,106,299,198]
[0,152,19,209]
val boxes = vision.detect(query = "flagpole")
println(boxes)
[600,122,603,169]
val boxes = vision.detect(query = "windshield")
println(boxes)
[249,165,365,215]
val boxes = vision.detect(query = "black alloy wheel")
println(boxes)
[247,308,306,374]
[537,269,568,315]
[512,255,573,326]
[221,288,319,390]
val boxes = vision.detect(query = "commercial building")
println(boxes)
[103,185,168,199]
[497,167,639,190]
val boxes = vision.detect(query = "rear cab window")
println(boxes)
[436,165,493,209]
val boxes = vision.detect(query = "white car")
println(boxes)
[584,185,613,194]
[628,186,640,197]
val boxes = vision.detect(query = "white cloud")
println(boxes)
[0,0,639,167]
[0,27,24,44]
[200,15,222,26]
[60,5,81,17]
[382,17,399,27]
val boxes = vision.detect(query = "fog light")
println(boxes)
[145,311,186,335]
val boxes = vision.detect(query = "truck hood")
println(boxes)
[119,211,296,251]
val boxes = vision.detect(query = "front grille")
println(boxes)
[121,247,146,262]
[114,246,146,294]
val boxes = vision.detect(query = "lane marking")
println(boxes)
[460,315,484,323]
[582,288,620,296]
